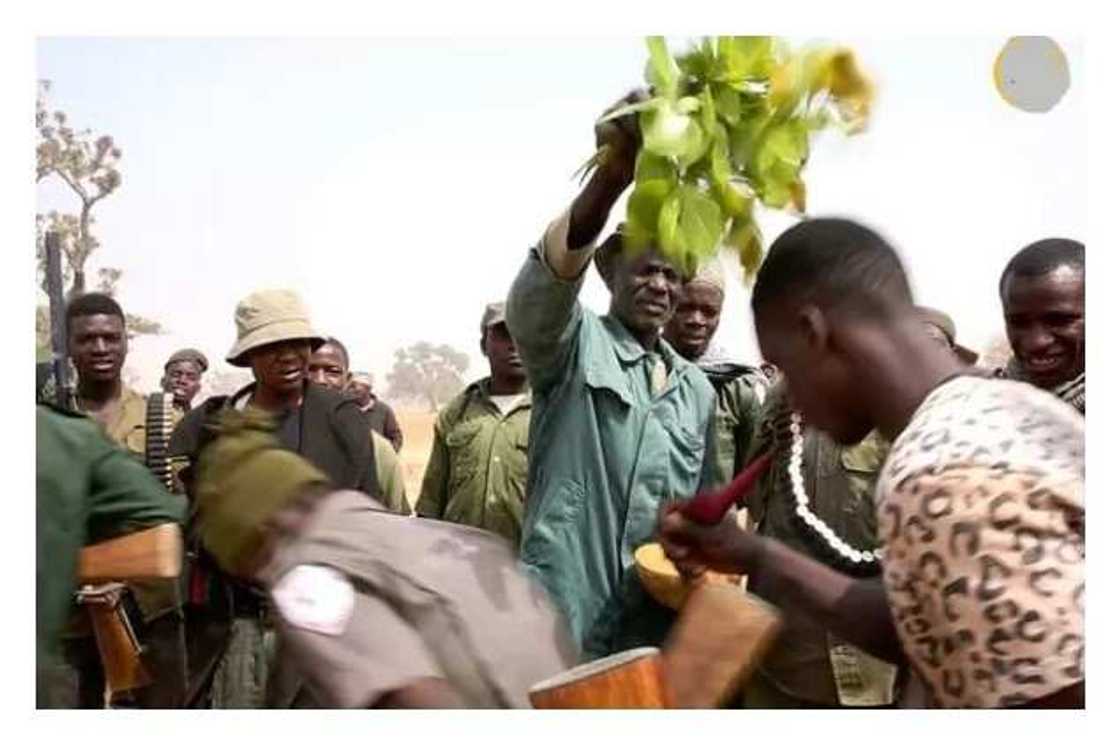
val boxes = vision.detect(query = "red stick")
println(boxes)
[678,451,775,525]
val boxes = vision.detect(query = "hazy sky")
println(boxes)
[36,36,1085,394]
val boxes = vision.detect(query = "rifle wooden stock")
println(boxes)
[77,583,152,696]
[77,523,182,584]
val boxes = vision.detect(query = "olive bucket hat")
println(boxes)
[225,289,325,367]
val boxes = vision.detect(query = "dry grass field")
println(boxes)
[395,407,438,508]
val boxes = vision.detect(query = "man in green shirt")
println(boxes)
[37,404,185,708]
[506,94,717,659]
[416,302,531,545]
[663,257,768,487]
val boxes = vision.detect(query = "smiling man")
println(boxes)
[170,289,379,708]
[506,94,716,659]
[161,348,209,415]
[997,239,1085,414]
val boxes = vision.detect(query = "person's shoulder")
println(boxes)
[37,404,112,462]
[885,375,1083,487]
[436,381,482,426]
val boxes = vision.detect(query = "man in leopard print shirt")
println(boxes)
[659,218,1084,708]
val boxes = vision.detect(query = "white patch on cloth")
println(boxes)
[271,564,356,636]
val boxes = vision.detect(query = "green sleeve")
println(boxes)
[414,418,451,520]
[86,438,185,544]
[372,434,412,516]
[711,376,764,487]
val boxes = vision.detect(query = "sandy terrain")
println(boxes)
[395,407,437,508]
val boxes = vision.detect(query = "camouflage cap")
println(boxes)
[165,348,209,373]
[916,306,979,365]
[480,302,507,336]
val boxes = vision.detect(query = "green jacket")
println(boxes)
[36,405,185,707]
[506,244,717,659]
[743,384,893,706]
[415,378,531,544]
[701,363,766,486]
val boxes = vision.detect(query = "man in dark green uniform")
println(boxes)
[416,302,532,545]
[37,404,184,708]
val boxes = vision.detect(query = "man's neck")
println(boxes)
[489,376,527,397]
[859,323,968,441]
[611,312,660,351]
[250,383,304,413]
[77,377,123,411]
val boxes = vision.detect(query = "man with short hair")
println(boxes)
[663,257,768,486]
[660,218,1084,709]
[506,94,716,658]
[997,238,1085,414]
[161,348,209,415]
[61,291,188,708]
[308,337,411,516]
[349,371,404,452]
[416,302,531,545]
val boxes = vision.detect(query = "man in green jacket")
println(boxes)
[416,302,531,545]
[37,404,185,708]
[506,94,717,659]
[663,257,768,487]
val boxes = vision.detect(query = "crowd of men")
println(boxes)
[36,93,1085,710]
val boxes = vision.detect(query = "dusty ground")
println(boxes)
[396,407,437,508]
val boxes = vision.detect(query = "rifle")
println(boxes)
[44,231,73,409]
[75,524,182,702]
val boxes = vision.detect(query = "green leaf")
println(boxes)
[699,85,718,136]
[626,178,675,248]
[645,36,681,98]
[635,150,678,183]
[641,102,708,166]
[677,184,725,258]
[714,84,741,125]
[658,187,684,255]
[708,123,732,187]
[675,96,701,114]
[728,214,765,278]
[717,37,774,81]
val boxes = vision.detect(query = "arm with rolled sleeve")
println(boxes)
[505,210,598,394]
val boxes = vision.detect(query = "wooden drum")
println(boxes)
[528,647,672,709]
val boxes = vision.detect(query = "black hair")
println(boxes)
[998,238,1084,298]
[319,336,350,368]
[65,292,125,331]
[751,218,912,320]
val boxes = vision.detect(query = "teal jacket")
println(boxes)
[507,244,717,658]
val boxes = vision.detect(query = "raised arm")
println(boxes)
[505,92,643,392]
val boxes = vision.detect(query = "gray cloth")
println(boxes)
[258,490,578,708]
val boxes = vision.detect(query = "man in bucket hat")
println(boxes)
[170,289,380,708]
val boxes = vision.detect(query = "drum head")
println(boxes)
[528,646,660,694]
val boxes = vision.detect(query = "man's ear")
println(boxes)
[797,305,831,357]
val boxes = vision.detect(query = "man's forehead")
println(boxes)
[71,313,124,332]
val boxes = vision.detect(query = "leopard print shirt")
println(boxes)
[877,376,1084,708]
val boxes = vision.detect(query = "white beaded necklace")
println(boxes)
[788,411,882,569]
